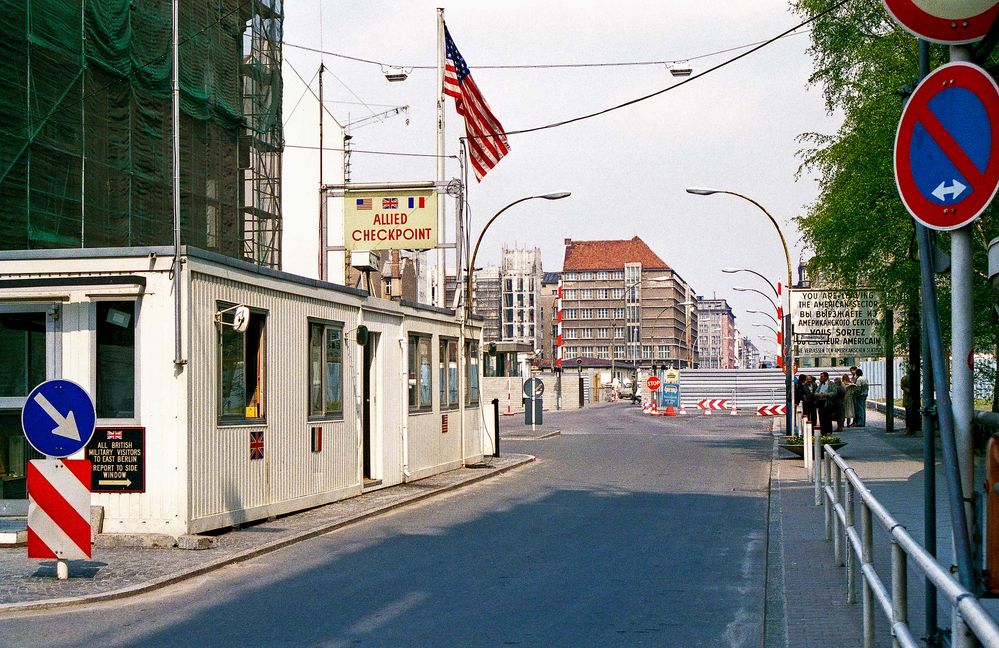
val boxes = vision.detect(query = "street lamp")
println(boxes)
[723,267,778,298]
[687,187,793,435]
[747,309,779,327]
[466,192,571,317]
[733,286,780,315]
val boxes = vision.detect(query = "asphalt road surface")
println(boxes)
[0,402,773,647]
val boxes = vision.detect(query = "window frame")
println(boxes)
[92,299,139,422]
[439,337,459,411]
[307,319,344,420]
[218,302,268,424]
[408,333,433,412]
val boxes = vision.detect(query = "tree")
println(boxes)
[792,0,999,410]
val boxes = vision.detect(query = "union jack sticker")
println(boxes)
[250,430,264,460]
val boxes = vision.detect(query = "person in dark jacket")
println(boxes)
[800,374,817,427]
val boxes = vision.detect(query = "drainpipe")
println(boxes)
[399,336,410,478]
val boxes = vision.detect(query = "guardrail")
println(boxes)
[819,446,999,647]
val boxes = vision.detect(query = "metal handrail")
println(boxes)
[819,446,999,647]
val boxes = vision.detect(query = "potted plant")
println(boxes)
[779,434,845,458]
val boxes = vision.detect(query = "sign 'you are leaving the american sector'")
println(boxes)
[791,289,883,359]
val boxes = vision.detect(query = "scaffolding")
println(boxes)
[0,0,284,268]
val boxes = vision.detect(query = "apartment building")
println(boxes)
[500,247,544,350]
[560,237,697,369]
[696,297,737,369]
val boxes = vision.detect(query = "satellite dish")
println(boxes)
[232,306,251,333]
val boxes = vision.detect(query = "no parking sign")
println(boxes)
[895,62,999,230]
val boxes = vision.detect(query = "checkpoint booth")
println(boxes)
[0,246,486,537]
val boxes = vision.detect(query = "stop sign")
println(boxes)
[647,375,662,391]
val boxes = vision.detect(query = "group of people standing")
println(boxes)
[795,367,869,436]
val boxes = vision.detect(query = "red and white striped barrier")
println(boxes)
[757,405,788,417]
[697,399,729,414]
[28,459,92,560]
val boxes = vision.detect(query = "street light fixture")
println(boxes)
[747,309,780,327]
[687,186,793,435]
[722,267,779,298]
[733,286,780,315]
[466,192,571,317]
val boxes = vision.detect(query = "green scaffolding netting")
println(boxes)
[0,0,283,266]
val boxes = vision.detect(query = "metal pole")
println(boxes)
[950,43,976,549]
[916,39,938,644]
[436,8,446,307]
[916,219,975,589]
[862,502,875,648]
[492,397,500,457]
[815,433,822,505]
[318,63,325,281]
[886,308,895,434]
[171,0,184,368]
[846,479,856,604]
[892,540,908,648]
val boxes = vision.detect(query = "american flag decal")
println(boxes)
[382,197,398,209]
[356,198,372,210]
[250,431,264,460]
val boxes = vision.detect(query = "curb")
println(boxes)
[0,454,536,614]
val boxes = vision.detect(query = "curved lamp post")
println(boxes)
[688,187,793,434]
[466,192,571,316]
[723,267,778,298]
[747,309,780,327]
[733,286,780,315]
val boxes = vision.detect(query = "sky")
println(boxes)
[280,0,845,358]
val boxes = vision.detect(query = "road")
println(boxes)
[0,402,774,647]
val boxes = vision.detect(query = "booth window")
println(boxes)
[96,301,136,419]
[408,334,432,411]
[465,341,480,405]
[439,338,458,410]
[308,321,343,418]
[219,305,266,421]
[0,312,46,487]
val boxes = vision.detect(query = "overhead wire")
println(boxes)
[282,28,810,71]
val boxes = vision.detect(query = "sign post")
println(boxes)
[523,377,545,432]
[21,380,97,579]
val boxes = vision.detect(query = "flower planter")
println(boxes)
[779,441,846,458]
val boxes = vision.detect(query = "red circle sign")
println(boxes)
[884,0,999,44]
[647,376,662,391]
[895,62,999,230]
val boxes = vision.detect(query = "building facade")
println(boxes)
[471,266,501,342]
[540,272,561,368]
[499,247,543,351]
[737,336,762,369]
[559,237,697,372]
[695,297,737,369]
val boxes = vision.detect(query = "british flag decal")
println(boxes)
[250,431,264,460]
[382,197,398,209]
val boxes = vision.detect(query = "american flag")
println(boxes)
[250,431,264,461]
[356,198,372,211]
[107,430,123,440]
[442,25,510,181]
[382,197,398,209]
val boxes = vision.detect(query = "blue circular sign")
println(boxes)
[21,380,96,458]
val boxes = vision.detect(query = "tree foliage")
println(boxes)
[792,0,999,374]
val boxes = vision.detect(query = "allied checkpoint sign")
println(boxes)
[344,189,438,251]
[883,0,999,45]
[791,289,883,359]
[895,62,999,230]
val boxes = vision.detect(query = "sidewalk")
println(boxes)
[0,454,534,613]
[768,407,993,647]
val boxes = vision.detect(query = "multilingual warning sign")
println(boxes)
[86,427,145,493]
[791,289,883,359]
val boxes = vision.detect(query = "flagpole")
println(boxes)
[436,8,446,307]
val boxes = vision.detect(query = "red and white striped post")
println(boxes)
[28,459,92,579]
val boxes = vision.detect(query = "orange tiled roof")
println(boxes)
[563,236,670,271]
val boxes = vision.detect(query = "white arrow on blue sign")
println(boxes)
[21,380,96,458]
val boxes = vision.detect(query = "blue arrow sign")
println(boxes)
[21,380,96,458]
